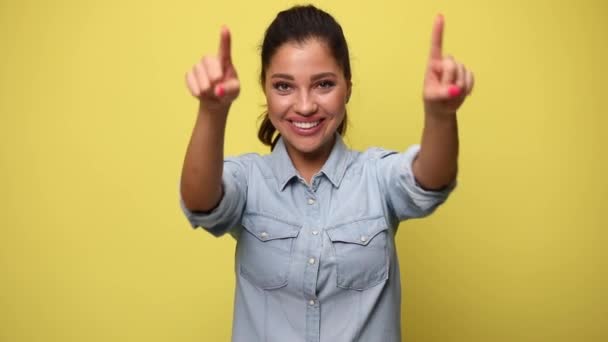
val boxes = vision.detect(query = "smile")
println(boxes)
[290,120,321,129]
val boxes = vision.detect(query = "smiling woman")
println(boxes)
[264,39,350,181]
[180,4,472,342]
[257,5,352,159]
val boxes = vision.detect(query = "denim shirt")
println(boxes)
[180,135,454,342]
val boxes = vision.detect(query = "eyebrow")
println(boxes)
[270,72,337,81]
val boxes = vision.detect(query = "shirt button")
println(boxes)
[360,235,368,243]
[260,232,268,239]
[312,230,319,236]
[307,198,315,205]
[308,257,316,265]
[309,299,316,306]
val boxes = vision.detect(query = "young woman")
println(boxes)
[180,5,473,342]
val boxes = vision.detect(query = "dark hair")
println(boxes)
[257,5,352,149]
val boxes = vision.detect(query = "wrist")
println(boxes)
[196,104,229,131]
[198,101,231,118]
[424,109,457,122]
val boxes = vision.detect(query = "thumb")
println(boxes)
[446,85,461,98]
[425,85,461,101]
[215,78,240,100]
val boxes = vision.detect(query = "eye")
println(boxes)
[272,82,292,92]
[317,80,336,89]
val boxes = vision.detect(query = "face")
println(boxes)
[264,38,351,161]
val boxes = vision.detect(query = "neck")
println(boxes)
[285,136,336,185]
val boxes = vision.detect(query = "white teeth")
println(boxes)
[292,120,320,129]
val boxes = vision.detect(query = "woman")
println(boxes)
[180,5,473,342]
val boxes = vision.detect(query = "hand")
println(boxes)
[185,26,240,114]
[423,15,474,117]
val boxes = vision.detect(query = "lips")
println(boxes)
[287,118,325,136]
[291,120,320,129]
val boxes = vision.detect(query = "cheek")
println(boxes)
[266,94,291,116]
[321,93,347,116]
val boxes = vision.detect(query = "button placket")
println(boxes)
[301,182,322,341]
[302,223,321,328]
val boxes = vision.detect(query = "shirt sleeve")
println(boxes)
[179,158,248,237]
[375,144,456,221]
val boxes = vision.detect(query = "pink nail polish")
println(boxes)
[215,85,225,97]
[448,86,461,98]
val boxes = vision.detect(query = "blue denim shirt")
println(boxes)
[180,135,454,342]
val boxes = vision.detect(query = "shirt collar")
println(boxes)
[269,138,299,191]
[319,134,350,188]
[269,134,351,191]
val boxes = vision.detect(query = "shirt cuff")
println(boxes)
[402,144,456,212]
[179,177,240,237]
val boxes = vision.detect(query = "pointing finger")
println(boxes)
[218,26,232,68]
[429,14,444,61]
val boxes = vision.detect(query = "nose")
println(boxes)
[294,91,318,116]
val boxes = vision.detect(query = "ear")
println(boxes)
[346,80,352,103]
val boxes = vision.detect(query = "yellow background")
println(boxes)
[1,0,606,341]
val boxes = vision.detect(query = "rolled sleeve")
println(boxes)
[376,145,456,221]
[179,159,247,237]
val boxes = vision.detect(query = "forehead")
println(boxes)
[267,39,341,76]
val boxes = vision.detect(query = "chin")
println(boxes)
[294,142,323,154]
[282,133,334,156]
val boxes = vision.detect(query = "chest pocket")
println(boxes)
[326,216,390,291]
[238,213,301,290]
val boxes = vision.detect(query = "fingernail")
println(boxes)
[215,85,225,97]
[448,86,461,97]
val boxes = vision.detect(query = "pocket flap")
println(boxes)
[242,213,301,242]
[326,216,388,246]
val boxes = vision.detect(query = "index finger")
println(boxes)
[429,14,444,60]
[218,26,232,66]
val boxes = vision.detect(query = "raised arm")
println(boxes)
[181,27,241,212]
[413,15,474,190]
